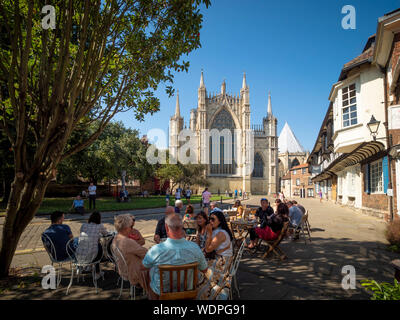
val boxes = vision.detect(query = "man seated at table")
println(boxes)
[292,200,306,215]
[42,211,74,261]
[210,201,223,215]
[287,201,304,240]
[154,206,175,244]
[71,195,85,215]
[142,213,208,300]
[255,198,274,222]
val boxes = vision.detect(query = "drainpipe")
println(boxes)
[379,64,394,221]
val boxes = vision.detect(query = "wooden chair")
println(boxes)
[299,211,312,243]
[259,222,289,261]
[159,262,199,300]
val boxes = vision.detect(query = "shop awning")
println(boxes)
[311,141,385,182]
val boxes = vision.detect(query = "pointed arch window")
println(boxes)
[209,109,236,175]
[252,153,264,177]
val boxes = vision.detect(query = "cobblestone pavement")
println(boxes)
[1,196,399,300]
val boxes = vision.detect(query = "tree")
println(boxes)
[98,125,156,191]
[156,162,209,194]
[56,121,128,184]
[155,163,184,194]
[180,163,209,189]
[0,0,210,277]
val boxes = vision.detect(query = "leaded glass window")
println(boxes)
[209,109,236,175]
[252,153,264,177]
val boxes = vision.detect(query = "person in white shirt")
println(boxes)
[185,188,192,204]
[175,188,181,200]
[88,182,97,210]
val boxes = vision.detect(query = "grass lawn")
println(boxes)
[0,195,232,216]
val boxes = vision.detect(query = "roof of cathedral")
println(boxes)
[278,122,305,153]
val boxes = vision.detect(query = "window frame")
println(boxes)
[370,159,383,194]
[341,83,357,128]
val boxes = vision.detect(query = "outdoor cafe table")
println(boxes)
[230,219,257,248]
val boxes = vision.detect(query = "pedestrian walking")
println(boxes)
[88,182,97,210]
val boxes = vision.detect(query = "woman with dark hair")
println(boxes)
[76,211,109,279]
[204,211,233,258]
[247,203,289,249]
[196,211,209,250]
[274,199,282,213]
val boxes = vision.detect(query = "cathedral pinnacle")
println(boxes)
[242,72,248,89]
[199,70,205,88]
[267,91,272,116]
[175,90,181,118]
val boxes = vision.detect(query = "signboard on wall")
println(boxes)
[389,105,400,129]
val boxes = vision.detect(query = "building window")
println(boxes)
[209,109,236,175]
[370,160,383,193]
[342,84,357,128]
[296,178,300,186]
[308,177,313,185]
[307,188,314,197]
[252,153,264,178]
[302,168,306,174]
[293,170,297,175]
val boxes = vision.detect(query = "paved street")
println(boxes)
[0,196,399,300]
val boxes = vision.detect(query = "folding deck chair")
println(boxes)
[250,222,289,261]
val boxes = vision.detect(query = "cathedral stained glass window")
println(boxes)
[209,109,236,175]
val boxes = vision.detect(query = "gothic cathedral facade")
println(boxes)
[169,72,279,195]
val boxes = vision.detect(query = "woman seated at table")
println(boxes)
[112,214,149,293]
[128,215,145,246]
[274,199,282,213]
[75,211,109,279]
[247,203,289,249]
[232,200,244,219]
[183,205,197,236]
[204,211,233,259]
[196,211,209,251]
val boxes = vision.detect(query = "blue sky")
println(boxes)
[114,0,400,152]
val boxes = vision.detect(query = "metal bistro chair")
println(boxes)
[228,238,246,299]
[66,236,104,295]
[110,244,137,300]
[41,233,72,287]
[159,262,199,300]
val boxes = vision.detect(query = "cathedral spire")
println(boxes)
[242,72,248,89]
[199,70,205,88]
[267,91,272,116]
[221,79,226,95]
[175,90,181,118]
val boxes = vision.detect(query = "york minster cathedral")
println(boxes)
[169,72,279,195]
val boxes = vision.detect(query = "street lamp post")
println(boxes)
[367,115,380,141]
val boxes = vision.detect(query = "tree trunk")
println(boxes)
[0,175,50,277]
[1,171,13,205]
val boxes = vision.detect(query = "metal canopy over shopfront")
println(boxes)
[311,141,386,182]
